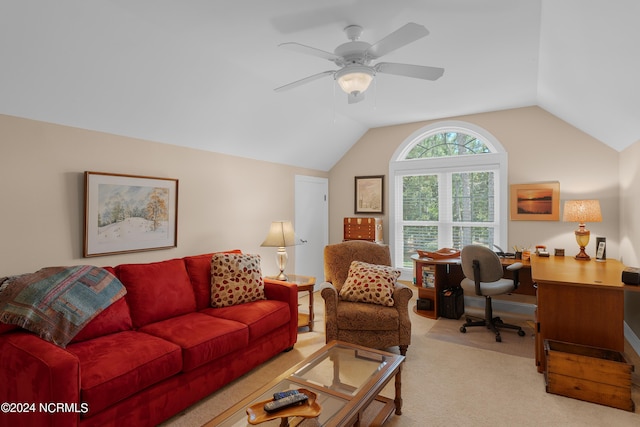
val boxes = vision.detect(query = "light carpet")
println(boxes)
[425,313,536,359]
[162,290,640,427]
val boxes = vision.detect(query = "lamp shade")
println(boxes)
[261,221,296,247]
[335,66,374,95]
[562,200,602,223]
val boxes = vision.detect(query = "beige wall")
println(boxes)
[329,106,620,258]
[329,106,640,338]
[2,109,638,337]
[0,114,327,277]
[620,140,640,333]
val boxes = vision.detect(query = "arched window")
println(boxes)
[389,121,508,270]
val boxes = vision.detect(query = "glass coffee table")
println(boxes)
[203,340,405,427]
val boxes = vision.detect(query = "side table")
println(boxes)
[284,274,316,331]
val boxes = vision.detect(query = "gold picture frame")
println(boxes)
[510,182,560,221]
[84,171,178,257]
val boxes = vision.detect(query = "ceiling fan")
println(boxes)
[274,22,444,104]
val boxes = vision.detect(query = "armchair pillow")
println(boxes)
[211,253,265,307]
[339,261,400,307]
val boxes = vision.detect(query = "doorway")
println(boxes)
[294,175,328,288]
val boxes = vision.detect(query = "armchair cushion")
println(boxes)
[336,300,400,330]
[339,261,400,307]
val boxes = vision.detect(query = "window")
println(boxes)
[389,121,508,270]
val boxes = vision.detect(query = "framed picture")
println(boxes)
[355,175,384,214]
[510,182,560,221]
[84,171,178,257]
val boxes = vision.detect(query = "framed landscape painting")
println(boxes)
[510,182,560,221]
[84,171,178,257]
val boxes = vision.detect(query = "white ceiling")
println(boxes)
[1,0,638,171]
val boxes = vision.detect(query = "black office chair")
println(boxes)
[459,245,526,342]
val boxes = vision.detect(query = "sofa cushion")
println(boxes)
[210,253,265,308]
[201,299,290,341]
[116,258,196,328]
[339,261,399,307]
[66,330,182,415]
[183,250,242,311]
[139,312,248,372]
[70,297,133,343]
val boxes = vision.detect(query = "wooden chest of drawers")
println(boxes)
[343,217,383,243]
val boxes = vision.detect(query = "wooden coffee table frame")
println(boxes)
[203,340,404,427]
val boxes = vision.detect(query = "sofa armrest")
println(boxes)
[0,332,81,426]
[264,278,299,347]
[320,282,339,342]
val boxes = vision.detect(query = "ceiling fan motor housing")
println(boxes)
[334,41,372,66]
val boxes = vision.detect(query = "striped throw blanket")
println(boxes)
[0,265,126,347]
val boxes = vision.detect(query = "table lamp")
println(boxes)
[260,220,296,281]
[562,200,602,260]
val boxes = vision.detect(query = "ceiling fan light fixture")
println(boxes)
[335,66,374,95]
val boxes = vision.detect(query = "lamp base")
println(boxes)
[275,271,289,281]
[275,247,289,281]
[574,247,591,261]
[574,227,591,261]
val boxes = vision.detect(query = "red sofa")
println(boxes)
[0,252,299,426]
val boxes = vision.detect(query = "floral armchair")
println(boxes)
[320,240,413,356]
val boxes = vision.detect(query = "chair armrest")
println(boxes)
[320,282,339,341]
[319,281,337,298]
[505,262,522,289]
[506,262,523,271]
[393,282,414,347]
[392,282,414,309]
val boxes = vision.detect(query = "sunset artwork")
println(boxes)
[510,182,560,221]
[516,188,553,214]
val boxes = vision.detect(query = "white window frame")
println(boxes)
[389,121,508,277]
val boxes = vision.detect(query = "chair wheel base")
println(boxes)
[459,314,525,342]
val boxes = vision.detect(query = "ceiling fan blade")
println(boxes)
[348,91,366,104]
[375,62,444,81]
[274,70,335,92]
[278,42,341,63]
[366,23,429,59]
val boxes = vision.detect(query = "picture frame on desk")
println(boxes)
[510,182,560,221]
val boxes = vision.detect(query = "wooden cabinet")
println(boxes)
[532,256,626,373]
[412,255,464,319]
[343,217,383,243]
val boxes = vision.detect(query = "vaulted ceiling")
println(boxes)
[1,1,638,171]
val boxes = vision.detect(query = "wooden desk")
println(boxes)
[531,256,626,373]
[411,254,535,319]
